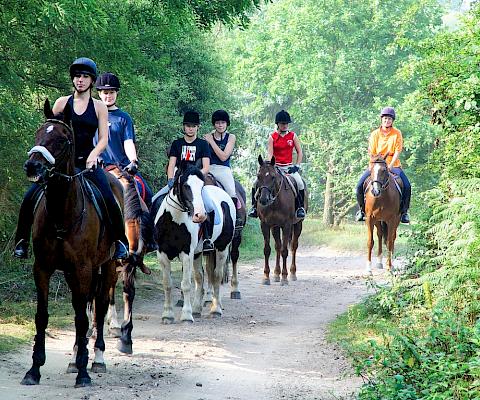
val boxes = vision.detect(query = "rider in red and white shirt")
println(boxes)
[249,110,306,219]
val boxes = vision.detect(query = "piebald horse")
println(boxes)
[152,163,235,322]
[364,155,401,273]
[21,100,122,387]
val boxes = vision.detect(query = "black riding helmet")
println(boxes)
[275,110,291,124]
[211,109,230,126]
[95,72,120,91]
[69,57,97,80]
[183,110,200,125]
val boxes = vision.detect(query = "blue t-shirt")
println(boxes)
[95,108,135,168]
[209,132,231,167]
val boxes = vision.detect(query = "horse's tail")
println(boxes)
[381,221,388,246]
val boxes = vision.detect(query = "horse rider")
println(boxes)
[355,106,411,224]
[153,110,215,252]
[204,110,242,226]
[13,57,128,260]
[95,72,154,207]
[248,109,306,219]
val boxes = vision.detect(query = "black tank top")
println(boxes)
[67,95,98,169]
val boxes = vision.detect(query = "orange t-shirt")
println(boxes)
[368,126,403,168]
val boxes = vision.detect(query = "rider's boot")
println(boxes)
[248,187,258,218]
[13,184,40,259]
[355,209,366,222]
[202,219,214,253]
[144,212,158,253]
[295,189,306,219]
[401,212,410,224]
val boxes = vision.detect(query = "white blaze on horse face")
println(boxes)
[46,125,54,133]
[372,162,382,193]
[188,174,206,223]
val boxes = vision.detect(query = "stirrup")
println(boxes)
[355,210,365,222]
[202,239,214,253]
[401,213,410,224]
[248,208,258,218]
[13,239,29,259]
[296,207,306,219]
[113,240,129,260]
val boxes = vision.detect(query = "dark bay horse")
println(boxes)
[21,100,122,387]
[364,155,401,273]
[255,155,307,285]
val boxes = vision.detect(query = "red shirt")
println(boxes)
[271,131,296,166]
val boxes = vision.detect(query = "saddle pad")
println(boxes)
[82,177,106,223]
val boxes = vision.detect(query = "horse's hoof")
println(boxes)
[162,317,175,325]
[262,278,270,285]
[91,362,107,373]
[66,363,78,373]
[117,339,133,355]
[192,312,201,318]
[280,279,289,286]
[364,269,373,276]
[21,373,39,385]
[74,376,92,388]
[290,274,297,281]
[108,327,121,338]
[230,291,241,300]
[376,263,384,269]
[209,311,222,318]
[203,300,212,307]
[181,319,194,324]
[175,299,184,307]
[273,275,280,282]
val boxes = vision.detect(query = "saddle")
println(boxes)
[275,167,299,197]
[105,164,148,204]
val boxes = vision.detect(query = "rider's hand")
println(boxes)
[124,160,139,175]
[287,165,300,174]
[86,155,98,170]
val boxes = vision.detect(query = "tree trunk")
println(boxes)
[323,161,334,226]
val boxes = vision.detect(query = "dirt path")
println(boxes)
[0,246,377,400]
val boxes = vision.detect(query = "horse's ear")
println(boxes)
[62,102,72,126]
[270,156,276,166]
[258,155,264,165]
[44,99,54,119]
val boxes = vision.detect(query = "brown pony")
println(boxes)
[88,165,152,354]
[364,155,401,273]
[255,155,307,285]
[20,100,122,387]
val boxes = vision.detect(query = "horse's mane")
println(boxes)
[371,155,387,164]
[177,163,205,184]
[122,172,144,220]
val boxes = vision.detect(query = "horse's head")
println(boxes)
[256,155,280,206]
[173,161,206,222]
[25,99,74,183]
[369,155,389,197]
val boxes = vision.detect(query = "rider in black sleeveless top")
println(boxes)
[13,58,128,260]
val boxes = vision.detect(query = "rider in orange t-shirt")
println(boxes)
[355,107,411,223]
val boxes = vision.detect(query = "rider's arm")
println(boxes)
[52,96,68,115]
[267,135,274,161]
[201,157,210,176]
[124,139,138,162]
[388,131,403,169]
[87,100,109,168]
[293,134,303,165]
[167,156,177,180]
[206,134,236,162]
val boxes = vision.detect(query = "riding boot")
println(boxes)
[88,168,128,260]
[295,190,306,219]
[355,183,366,221]
[202,217,214,253]
[144,212,158,253]
[231,197,243,227]
[13,184,42,259]
[248,187,257,218]
[400,179,411,224]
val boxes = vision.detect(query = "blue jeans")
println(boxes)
[356,168,411,213]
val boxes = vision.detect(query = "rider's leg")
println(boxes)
[210,165,243,225]
[290,171,306,218]
[248,179,258,218]
[355,169,370,221]
[391,167,411,223]
[87,168,128,260]
[13,184,42,258]
[201,189,215,252]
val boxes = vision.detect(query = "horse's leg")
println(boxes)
[107,269,121,338]
[375,222,383,269]
[209,250,227,317]
[21,265,52,385]
[230,234,241,299]
[290,222,302,281]
[117,259,135,354]
[203,253,213,306]
[280,225,291,286]
[272,226,282,282]
[192,254,204,317]
[386,222,397,272]
[365,217,374,274]
[91,262,114,373]
[159,253,174,323]
[179,253,194,323]
[261,222,271,285]
[86,301,96,339]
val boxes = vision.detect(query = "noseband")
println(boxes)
[166,175,194,214]
[370,161,390,193]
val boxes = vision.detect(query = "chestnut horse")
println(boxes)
[21,100,122,387]
[364,155,401,273]
[255,155,307,285]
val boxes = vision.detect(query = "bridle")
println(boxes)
[257,165,284,206]
[370,160,390,195]
[166,173,195,215]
